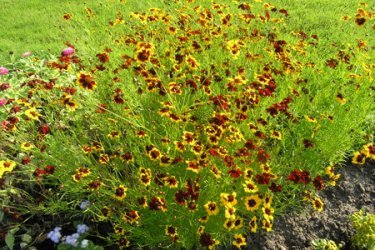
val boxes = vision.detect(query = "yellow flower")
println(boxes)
[204,201,219,216]
[224,219,235,231]
[262,219,273,232]
[25,107,42,120]
[249,216,258,233]
[304,115,317,123]
[262,206,275,221]
[352,151,366,165]
[243,179,258,193]
[0,160,16,174]
[244,194,262,211]
[224,207,236,220]
[270,130,282,140]
[232,234,246,249]
[361,143,375,160]
[312,196,324,212]
[114,185,127,201]
[220,192,237,207]
[20,142,33,151]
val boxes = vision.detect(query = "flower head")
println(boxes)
[0,67,9,75]
[80,200,91,210]
[62,47,75,56]
[0,98,7,106]
[47,227,62,244]
[77,224,89,234]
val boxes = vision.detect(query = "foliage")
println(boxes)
[351,210,375,250]
[0,0,374,249]
[311,238,343,250]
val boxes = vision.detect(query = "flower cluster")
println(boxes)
[1,0,374,249]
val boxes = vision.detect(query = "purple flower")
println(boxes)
[62,47,75,57]
[79,200,91,210]
[0,67,9,75]
[47,227,62,244]
[77,224,89,234]
[0,98,6,106]
[65,233,79,247]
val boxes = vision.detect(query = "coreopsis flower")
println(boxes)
[224,207,236,220]
[148,196,167,212]
[336,93,346,104]
[262,206,275,221]
[61,94,78,111]
[262,219,273,232]
[352,151,366,165]
[243,179,258,193]
[313,176,325,191]
[164,176,178,188]
[165,225,178,237]
[0,160,16,173]
[88,180,103,191]
[107,131,121,139]
[204,201,219,216]
[139,168,152,186]
[210,166,222,179]
[98,154,110,164]
[76,72,96,91]
[304,115,317,123]
[224,218,235,231]
[186,160,201,173]
[199,233,220,249]
[220,192,237,207]
[118,238,130,248]
[226,40,242,58]
[312,196,324,212]
[25,107,42,120]
[361,143,375,160]
[233,216,244,230]
[114,185,127,201]
[123,210,140,224]
[270,130,282,140]
[146,146,161,161]
[182,131,195,145]
[244,194,262,212]
[232,234,247,249]
[101,206,111,218]
[249,216,258,233]
[120,152,133,163]
[185,55,200,69]
[20,142,33,151]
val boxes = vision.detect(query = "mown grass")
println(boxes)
[1,0,373,64]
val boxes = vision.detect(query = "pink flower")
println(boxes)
[22,52,32,57]
[0,98,6,106]
[0,67,9,75]
[62,47,75,57]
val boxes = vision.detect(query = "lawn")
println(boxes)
[0,0,374,249]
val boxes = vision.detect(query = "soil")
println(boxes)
[248,160,375,250]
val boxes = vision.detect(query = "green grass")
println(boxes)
[0,0,373,65]
[0,0,374,249]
